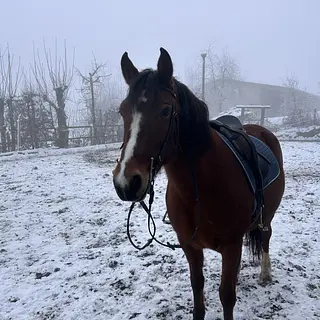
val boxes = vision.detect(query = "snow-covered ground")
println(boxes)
[1,142,320,320]
[212,111,320,141]
[274,126,320,141]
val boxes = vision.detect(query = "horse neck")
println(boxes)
[164,129,218,198]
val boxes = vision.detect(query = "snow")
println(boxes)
[212,110,320,142]
[266,117,284,126]
[211,106,256,119]
[275,126,320,141]
[1,142,320,320]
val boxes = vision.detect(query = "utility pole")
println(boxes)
[201,53,207,102]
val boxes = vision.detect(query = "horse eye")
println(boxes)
[159,106,171,119]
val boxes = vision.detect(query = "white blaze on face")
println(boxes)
[115,110,143,188]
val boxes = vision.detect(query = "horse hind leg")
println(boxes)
[260,226,272,284]
[247,222,273,284]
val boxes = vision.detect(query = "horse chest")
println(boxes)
[168,206,238,251]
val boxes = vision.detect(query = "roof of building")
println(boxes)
[209,78,320,99]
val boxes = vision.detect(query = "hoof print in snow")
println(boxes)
[137,249,155,258]
[306,281,320,299]
[78,251,102,260]
[108,260,118,269]
[108,233,126,246]
[35,271,51,279]
[8,296,20,303]
[87,238,107,249]
[56,207,69,214]
[111,279,133,294]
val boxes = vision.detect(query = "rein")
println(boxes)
[125,87,201,251]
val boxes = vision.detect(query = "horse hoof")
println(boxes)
[193,309,205,320]
[193,315,205,320]
[259,273,272,285]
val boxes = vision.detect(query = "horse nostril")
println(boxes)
[113,173,145,202]
[129,174,142,195]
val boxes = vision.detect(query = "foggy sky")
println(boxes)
[1,0,319,93]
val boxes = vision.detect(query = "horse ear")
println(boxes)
[121,52,139,85]
[157,47,173,85]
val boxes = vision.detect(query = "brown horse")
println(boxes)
[112,48,285,320]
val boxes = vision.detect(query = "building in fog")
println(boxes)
[205,79,320,118]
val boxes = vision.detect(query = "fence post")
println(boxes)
[240,107,245,123]
[17,115,21,151]
[90,125,94,145]
[260,107,266,126]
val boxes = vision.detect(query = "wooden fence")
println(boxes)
[0,124,124,152]
[44,124,124,147]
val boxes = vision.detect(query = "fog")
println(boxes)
[1,0,319,92]
[1,3,320,319]
[1,0,320,149]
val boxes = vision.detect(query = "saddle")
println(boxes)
[209,115,275,225]
[214,115,244,131]
[163,115,280,228]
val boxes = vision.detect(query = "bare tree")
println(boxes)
[282,74,312,127]
[184,65,202,98]
[76,56,110,144]
[19,80,46,149]
[31,40,75,148]
[99,74,126,143]
[184,43,242,116]
[0,49,7,152]
[0,46,22,151]
[206,44,242,114]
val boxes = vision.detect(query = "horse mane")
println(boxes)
[172,78,211,156]
[127,68,212,157]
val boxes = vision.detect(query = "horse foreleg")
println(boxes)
[219,241,242,320]
[182,245,205,320]
[260,226,272,283]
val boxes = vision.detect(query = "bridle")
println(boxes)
[149,87,179,179]
[124,85,202,251]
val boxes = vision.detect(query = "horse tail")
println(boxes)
[245,228,262,261]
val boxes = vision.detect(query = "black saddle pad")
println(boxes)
[217,132,280,193]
